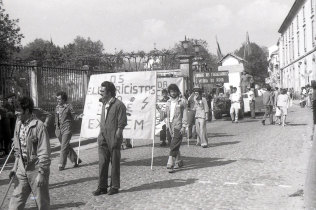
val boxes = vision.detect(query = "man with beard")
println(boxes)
[165,84,188,173]
[93,81,127,196]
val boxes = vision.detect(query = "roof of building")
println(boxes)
[217,53,247,64]
[278,0,306,33]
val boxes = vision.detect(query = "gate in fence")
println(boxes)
[0,63,106,111]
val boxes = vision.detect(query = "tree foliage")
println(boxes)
[0,5,24,62]
[234,42,269,84]
[172,38,218,72]
[16,38,63,66]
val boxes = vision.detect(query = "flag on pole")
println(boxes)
[216,36,223,60]
[243,31,252,59]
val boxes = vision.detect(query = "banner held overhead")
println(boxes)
[81,71,157,140]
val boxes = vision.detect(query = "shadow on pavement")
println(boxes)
[49,176,98,189]
[50,138,97,153]
[209,141,240,147]
[25,202,85,210]
[207,133,234,138]
[120,178,197,193]
[0,178,10,186]
[287,123,307,126]
[121,156,237,170]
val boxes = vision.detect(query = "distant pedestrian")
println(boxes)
[262,85,275,125]
[55,91,82,171]
[165,84,187,173]
[192,86,209,148]
[4,93,17,154]
[9,96,51,210]
[248,87,256,118]
[276,89,290,126]
[93,81,127,196]
[187,91,197,140]
[274,87,281,124]
[229,87,241,123]
[311,80,316,124]
[158,89,170,147]
[0,96,9,157]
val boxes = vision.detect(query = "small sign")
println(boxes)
[194,71,229,85]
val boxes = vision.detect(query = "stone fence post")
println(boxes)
[30,60,38,107]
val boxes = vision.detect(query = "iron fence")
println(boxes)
[0,63,107,112]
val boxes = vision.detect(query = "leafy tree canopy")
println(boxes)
[234,42,269,84]
[0,5,24,62]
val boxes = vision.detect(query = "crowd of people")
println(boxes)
[0,79,310,209]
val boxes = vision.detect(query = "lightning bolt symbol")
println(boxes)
[141,97,149,110]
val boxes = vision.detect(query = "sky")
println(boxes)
[4,0,295,54]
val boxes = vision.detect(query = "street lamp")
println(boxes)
[181,36,189,54]
[193,40,200,55]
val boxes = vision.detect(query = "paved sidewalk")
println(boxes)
[0,103,313,209]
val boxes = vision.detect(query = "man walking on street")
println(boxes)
[55,91,82,171]
[93,81,127,196]
[9,96,51,210]
[229,87,241,123]
[262,85,275,125]
[248,87,256,118]
[165,84,188,173]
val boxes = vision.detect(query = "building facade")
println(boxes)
[278,0,316,95]
[267,45,280,88]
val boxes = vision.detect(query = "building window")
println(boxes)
[292,23,294,36]
[297,31,300,56]
[312,19,315,46]
[304,27,307,52]
[297,15,299,30]
[303,6,305,22]
[312,0,314,13]
[292,39,295,60]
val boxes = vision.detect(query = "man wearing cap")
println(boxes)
[191,86,209,148]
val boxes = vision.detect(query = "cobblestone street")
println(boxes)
[0,103,313,209]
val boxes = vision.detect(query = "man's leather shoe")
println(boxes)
[108,188,119,195]
[73,159,82,168]
[93,188,107,196]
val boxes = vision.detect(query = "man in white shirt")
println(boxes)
[248,88,255,118]
[229,87,241,123]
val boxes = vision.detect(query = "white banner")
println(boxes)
[155,77,184,135]
[81,71,157,140]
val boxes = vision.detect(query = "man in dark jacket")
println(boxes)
[93,81,127,196]
[55,91,82,171]
[9,96,51,210]
[262,85,275,125]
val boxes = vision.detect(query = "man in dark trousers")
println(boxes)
[158,89,170,146]
[9,96,51,210]
[55,91,82,171]
[93,81,127,196]
[262,85,275,125]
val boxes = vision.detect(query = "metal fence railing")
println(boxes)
[0,63,107,112]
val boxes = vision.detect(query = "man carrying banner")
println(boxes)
[165,84,188,173]
[8,96,51,210]
[55,91,82,171]
[93,81,127,196]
